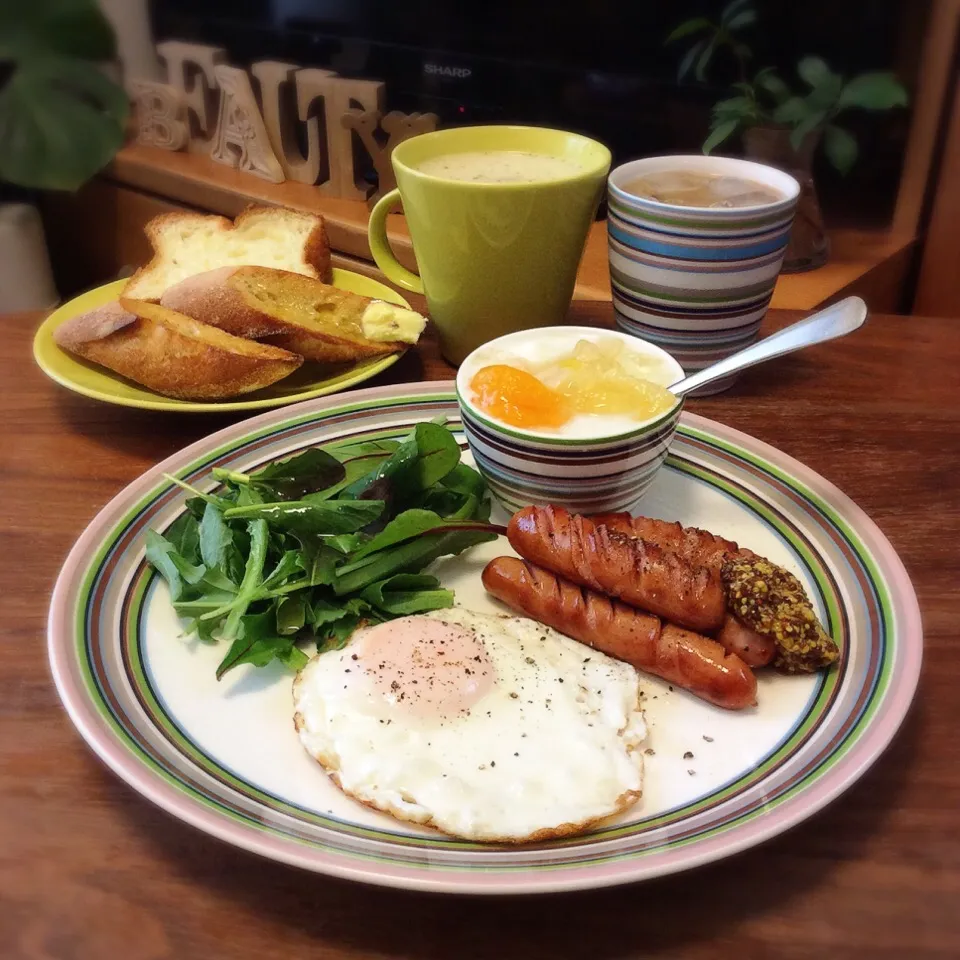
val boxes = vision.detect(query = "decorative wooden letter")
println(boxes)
[132,80,188,151]
[322,78,386,199]
[343,109,440,202]
[210,65,285,183]
[251,60,335,184]
[156,41,226,154]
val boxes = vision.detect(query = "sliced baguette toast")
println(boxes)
[159,266,427,364]
[123,206,331,301]
[54,299,302,400]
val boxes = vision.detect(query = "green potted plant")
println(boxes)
[667,0,908,271]
[0,0,129,309]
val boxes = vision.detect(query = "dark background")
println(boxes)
[151,0,922,226]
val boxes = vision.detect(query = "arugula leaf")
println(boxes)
[439,462,487,499]
[331,438,400,460]
[201,567,239,593]
[235,485,265,508]
[360,573,454,615]
[165,512,201,564]
[174,591,236,615]
[276,594,307,635]
[341,431,420,500]
[199,502,233,571]
[223,499,384,535]
[146,530,191,602]
[333,528,497,595]
[294,537,341,588]
[162,474,233,511]
[216,604,305,678]
[250,447,346,501]
[309,592,355,629]
[277,645,309,670]
[338,423,459,505]
[218,520,270,640]
[326,533,369,554]
[408,422,461,491]
[344,509,445,565]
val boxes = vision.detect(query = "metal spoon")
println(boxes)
[668,296,868,398]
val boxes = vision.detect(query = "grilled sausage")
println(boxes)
[483,557,757,710]
[506,505,726,633]
[716,614,777,667]
[591,513,776,666]
[590,512,755,572]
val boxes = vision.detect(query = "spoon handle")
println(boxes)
[669,296,868,398]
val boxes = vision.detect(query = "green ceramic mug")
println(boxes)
[368,125,611,364]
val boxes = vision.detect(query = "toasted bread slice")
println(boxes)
[123,206,331,301]
[54,299,302,400]
[159,266,427,364]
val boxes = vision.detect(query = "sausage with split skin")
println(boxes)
[591,511,776,668]
[482,556,757,710]
[589,512,755,571]
[506,505,726,634]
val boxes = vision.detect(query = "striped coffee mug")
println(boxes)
[607,155,800,395]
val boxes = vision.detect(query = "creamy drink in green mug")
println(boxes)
[368,126,611,364]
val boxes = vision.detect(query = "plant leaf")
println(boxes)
[276,595,307,635]
[199,502,233,571]
[789,108,828,150]
[276,646,309,671]
[726,9,757,31]
[773,96,811,124]
[410,423,461,491]
[695,37,719,82]
[0,1,117,62]
[703,118,739,155]
[164,512,201,565]
[223,499,384,536]
[755,68,792,104]
[797,56,843,108]
[219,520,270,641]
[837,72,909,111]
[360,574,454,616]
[146,530,187,602]
[712,96,754,119]
[216,606,298,679]
[823,124,859,174]
[721,0,754,26]
[0,57,128,191]
[665,17,713,44]
[250,448,346,501]
[439,462,487,499]
[333,527,498,596]
[292,538,340,588]
[677,39,705,82]
[343,509,446,565]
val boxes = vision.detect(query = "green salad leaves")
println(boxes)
[146,422,500,679]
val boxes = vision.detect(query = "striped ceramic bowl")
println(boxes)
[455,326,684,514]
[608,155,800,394]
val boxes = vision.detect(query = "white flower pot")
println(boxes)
[0,203,59,312]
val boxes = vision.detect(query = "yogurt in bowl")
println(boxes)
[456,327,684,513]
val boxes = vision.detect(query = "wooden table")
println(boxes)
[2,302,958,959]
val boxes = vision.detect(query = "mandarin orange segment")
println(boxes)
[470,364,572,429]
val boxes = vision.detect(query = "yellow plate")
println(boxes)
[33,270,410,412]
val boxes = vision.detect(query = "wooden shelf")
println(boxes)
[103,142,915,312]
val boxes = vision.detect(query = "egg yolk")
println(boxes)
[469,364,572,429]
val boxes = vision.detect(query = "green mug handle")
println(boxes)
[367,188,425,294]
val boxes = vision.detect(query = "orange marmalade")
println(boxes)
[469,339,676,431]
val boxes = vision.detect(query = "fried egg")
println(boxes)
[292,607,646,842]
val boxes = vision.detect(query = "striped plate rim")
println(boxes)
[47,382,922,895]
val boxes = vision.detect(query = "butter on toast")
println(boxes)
[160,266,426,364]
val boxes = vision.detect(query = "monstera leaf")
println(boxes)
[0,0,128,191]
